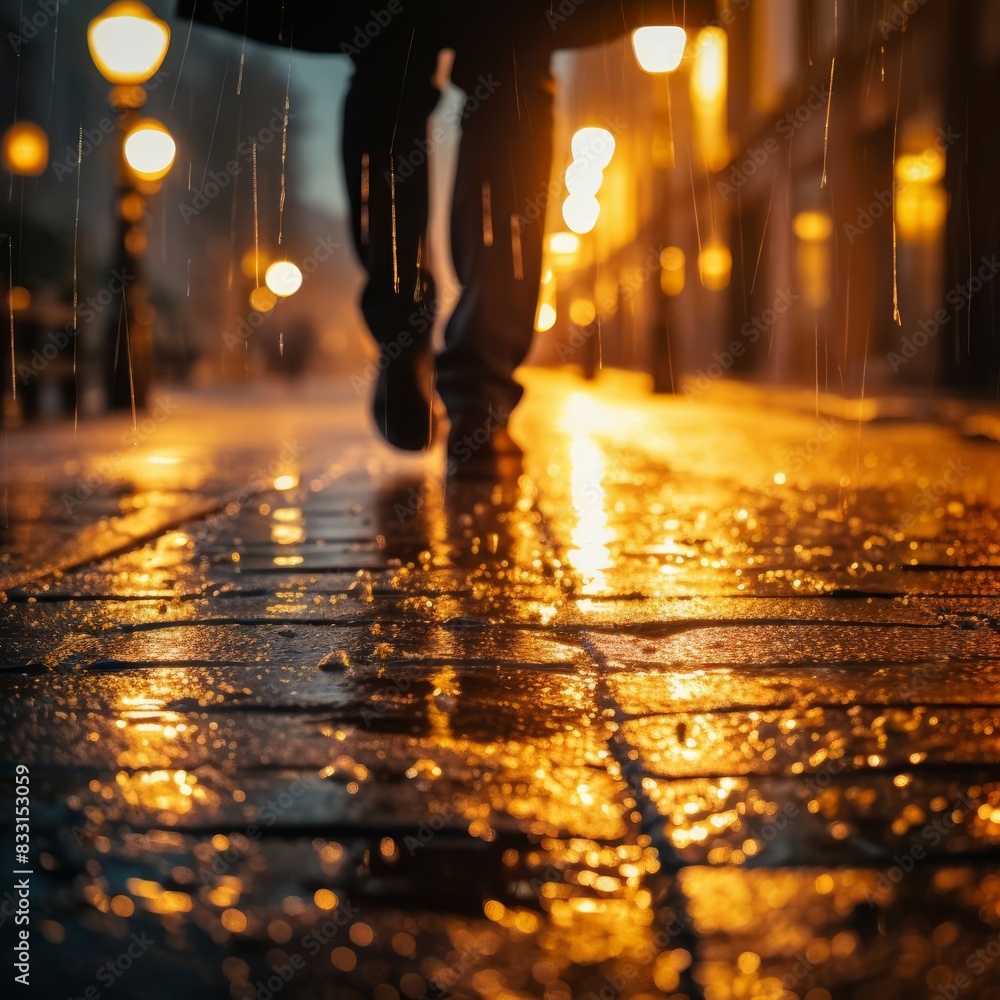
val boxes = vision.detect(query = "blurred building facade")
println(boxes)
[537,0,1000,398]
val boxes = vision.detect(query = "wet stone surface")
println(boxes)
[2,373,1000,999]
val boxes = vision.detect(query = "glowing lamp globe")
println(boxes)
[632,26,687,74]
[659,247,685,296]
[896,148,945,185]
[698,242,732,291]
[88,2,170,85]
[547,232,580,256]
[123,120,176,181]
[250,286,278,313]
[569,299,597,326]
[570,128,616,169]
[2,122,48,176]
[562,194,601,235]
[792,211,833,242]
[265,261,303,298]
[564,158,604,197]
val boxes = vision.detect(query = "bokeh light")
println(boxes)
[265,261,304,298]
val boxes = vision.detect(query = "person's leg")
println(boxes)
[440,27,554,464]
[342,15,441,449]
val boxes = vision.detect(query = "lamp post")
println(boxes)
[87,1,171,411]
[632,25,686,393]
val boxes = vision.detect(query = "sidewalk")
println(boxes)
[2,368,1000,1000]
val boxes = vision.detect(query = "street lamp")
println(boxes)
[631,26,687,74]
[87,1,172,412]
[123,119,176,181]
[87,2,170,85]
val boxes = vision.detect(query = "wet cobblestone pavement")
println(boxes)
[3,371,1000,1000]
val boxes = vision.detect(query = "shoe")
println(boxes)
[446,410,523,479]
[371,341,435,451]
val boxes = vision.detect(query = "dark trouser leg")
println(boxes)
[438,38,554,427]
[342,23,441,351]
[342,18,442,448]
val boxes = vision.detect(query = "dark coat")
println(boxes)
[174,0,360,53]
[173,1,703,55]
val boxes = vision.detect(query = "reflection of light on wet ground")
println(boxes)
[270,522,305,546]
[265,504,308,566]
[124,877,195,914]
[99,768,216,818]
[680,866,877,994]
[15,372,1000,1000]
[562,393,615,595]
[119,695,188,736]
[426,667,458,740]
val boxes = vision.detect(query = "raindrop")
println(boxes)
[890,46,904,326]
[171,7,197,110]
[7,237,14,401]
[252,142,259,286]
[482,182,494,247]
[820,0,837,188]
[387,29,417,294]
[278,53,291,246]
[510,214,523,280]
[72,126,82,435]
[360,152,370,245]
[201,61,229,191]
[390,156,399,292]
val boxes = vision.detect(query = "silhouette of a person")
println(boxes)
[342,4,554,473]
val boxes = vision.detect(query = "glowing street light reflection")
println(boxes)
[564,158,604,197]
[249,286,277,313]
[895,143,947,242]
[265,261,303,298]
[535,268,557,332]
[792,210,833,242]
[896,148,945,185]
[698,242,732,291]
[691,27,729,171]
[8,286,31,311]
[570,127,616,168]
[569,299,597,326]
[793,212,832,309]
[535,303,557,332]
[123,119,176,180]
[548,231,580,256]
[562,193,601,235]
[660,246,685,296]
[563,394,614,595]
[691,27,727,111]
